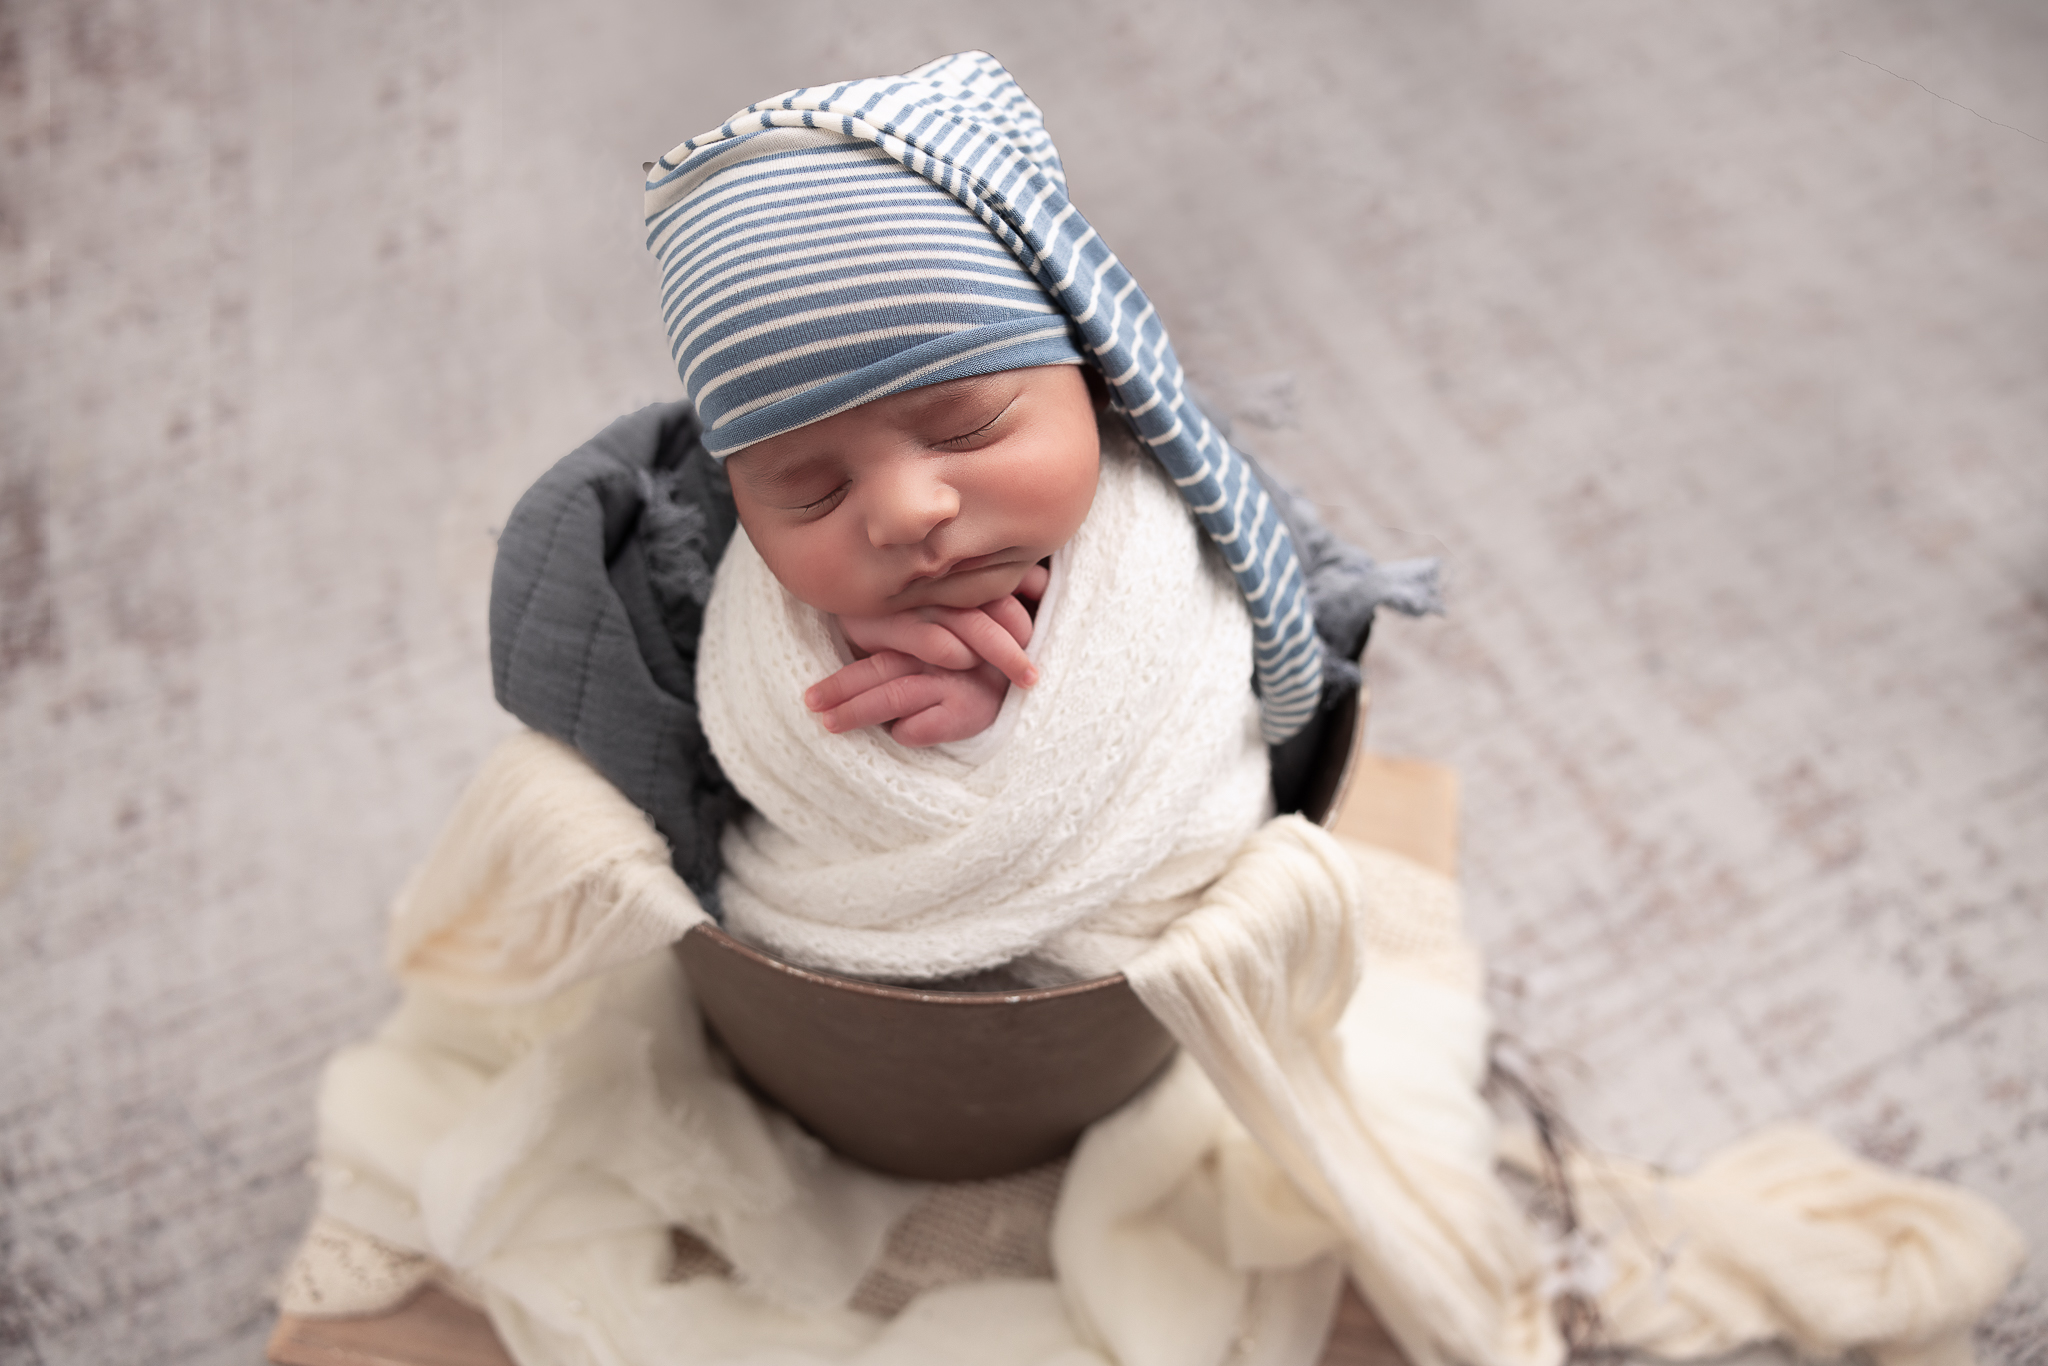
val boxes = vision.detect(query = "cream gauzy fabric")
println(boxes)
[285,730,2026,1366]
[1495,1124,2026,1366]
[386,726,713,1003]
[1125,817,1557,1366]
[699,423,1271,984]
[294,734,1354,1365]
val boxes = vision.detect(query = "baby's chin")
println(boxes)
[900,560,1039,610]
[817,561,1034,619]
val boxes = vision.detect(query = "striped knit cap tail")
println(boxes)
[646,51,1325,743]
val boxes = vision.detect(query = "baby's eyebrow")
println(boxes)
[894,379,1013,440]
[901,375,1001,417]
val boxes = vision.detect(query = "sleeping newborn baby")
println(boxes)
[643,56,1329,984]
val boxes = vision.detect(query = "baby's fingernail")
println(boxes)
[1021,666,1039,687]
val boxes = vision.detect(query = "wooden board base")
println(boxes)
[1329,751,1459,880]
[268,1283,1407,1366]
[268,1286,515,1366]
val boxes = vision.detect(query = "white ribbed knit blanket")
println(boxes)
[699,426,1273,983]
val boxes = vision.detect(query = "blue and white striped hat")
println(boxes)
[645,51,1325,742]
[647,132,1087,453]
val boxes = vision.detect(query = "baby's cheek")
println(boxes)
[753,527,887,618]
[1022,445,1099,553]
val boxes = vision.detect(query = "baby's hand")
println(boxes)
[839,594,1040,691]
[805,653,1012,746]
[805,566,1049,747]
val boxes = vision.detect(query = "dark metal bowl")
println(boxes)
[679,685,1363,1180]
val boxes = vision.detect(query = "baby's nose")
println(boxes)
[866,465,960,548]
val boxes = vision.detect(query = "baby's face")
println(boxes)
[726,365,1101,619]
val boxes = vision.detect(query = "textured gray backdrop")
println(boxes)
[2,2,2043,1362]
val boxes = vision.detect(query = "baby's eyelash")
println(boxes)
[937,418,996,445]
[794,484,848,515]
[937,398,1016,446]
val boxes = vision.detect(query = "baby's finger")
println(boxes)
[981,593,1034,649]
[818,671,950,735]
[1016,562,1049,600]
[804,650,922,713]
[842,614,980,671]
[888,665,1008,747]
[932,606,1037,689]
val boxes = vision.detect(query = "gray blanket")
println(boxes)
[489,402,1439,912]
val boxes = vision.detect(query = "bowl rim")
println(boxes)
[686,924,1127,1006]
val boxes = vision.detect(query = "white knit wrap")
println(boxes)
[698,425,1273,983]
